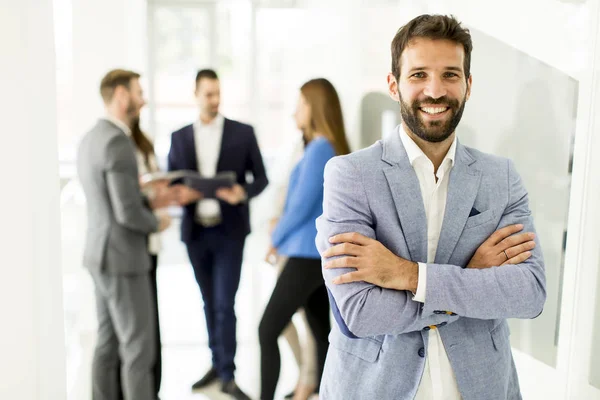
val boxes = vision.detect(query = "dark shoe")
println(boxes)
[191,367,219,390]
[221,380,251,400]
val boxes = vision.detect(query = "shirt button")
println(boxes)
[418,347,425,358]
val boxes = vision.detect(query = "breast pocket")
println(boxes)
[464,209,496,229]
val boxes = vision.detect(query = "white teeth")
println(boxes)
[421,107,447,114]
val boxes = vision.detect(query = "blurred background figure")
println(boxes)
[265,134,319,400]
[259,78,351,400]
[76,69,172,400]
[129,120,172,399]
[167,69,268,400]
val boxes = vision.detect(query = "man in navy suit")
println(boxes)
[168,69,268,400]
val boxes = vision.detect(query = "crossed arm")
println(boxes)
[317,157,546,338]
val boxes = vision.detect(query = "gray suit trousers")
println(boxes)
[90,271,156,400]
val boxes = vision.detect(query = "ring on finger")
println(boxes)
[503,250,509,260]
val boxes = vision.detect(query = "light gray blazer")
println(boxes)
[316,126,546,400]
[77,119,158,275]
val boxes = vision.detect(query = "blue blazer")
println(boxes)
[168,118,268,243]
[272,137,336,259]
[315,127,546,399]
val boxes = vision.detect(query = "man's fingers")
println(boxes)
[324,256,360,269]
[501,251,532,266]
[487,224,524,246]
[498,232,536,250]
[322,243,364,258]
[332,271,363,285]
[329,232,372,246]
[504,240,536,259]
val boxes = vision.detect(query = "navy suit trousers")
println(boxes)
[186,226,246,381]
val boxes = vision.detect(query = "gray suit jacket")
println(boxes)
[77,119,158,275]
[316,126,546,400]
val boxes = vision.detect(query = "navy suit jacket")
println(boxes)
[168,118,268,243]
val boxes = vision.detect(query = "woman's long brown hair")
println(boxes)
[300,78,351,156]
[130,119,156,171]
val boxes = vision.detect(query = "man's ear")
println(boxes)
[465,74,473,101]
[387,73,400,102]
[113,85,129,106]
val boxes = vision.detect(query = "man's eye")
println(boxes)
[444,72,459,78]
[412,72,426,78]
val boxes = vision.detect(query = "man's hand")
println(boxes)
[467,224,536,269]
[149,183,179,209]
[216,184,247,205]
[172,184,203,206]
[323,233,418,292]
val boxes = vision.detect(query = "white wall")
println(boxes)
[70,0,147,144]
[0,0,66,399]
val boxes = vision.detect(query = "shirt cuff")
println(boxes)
[412,262,427,303]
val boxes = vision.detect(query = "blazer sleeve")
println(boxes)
[243,127,268,199]
[422,159,547,320]
[271,141,330,249]
[317,156,459,338]
[105,134,158,234]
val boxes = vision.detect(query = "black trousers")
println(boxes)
[117,254,162,400]
[259,257,331,400]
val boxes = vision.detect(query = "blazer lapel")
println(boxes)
[434,142,482,265]
[382,128,428,263]
[216,118,231,172]
[184,124,199,171]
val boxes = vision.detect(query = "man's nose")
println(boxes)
[423,77,447,100]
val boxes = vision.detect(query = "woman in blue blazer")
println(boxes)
[259,78,351,400]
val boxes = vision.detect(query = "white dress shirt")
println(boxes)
[194,114,224,222]
[398,126,462,400]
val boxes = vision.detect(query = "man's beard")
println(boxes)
[399,93,466,143]
[205,106,219,118]
[126,100,139,125]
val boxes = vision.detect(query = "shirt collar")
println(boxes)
[399,124,457,169]
[103,115,131,137]
[195,113,224,130]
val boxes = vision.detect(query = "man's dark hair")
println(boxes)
[391,15,473,82]
[195,69,219,88]
[99,69,140,104]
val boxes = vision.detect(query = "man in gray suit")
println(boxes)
[77,69,171,400]
[317,15,546,399]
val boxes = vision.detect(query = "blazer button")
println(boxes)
[434,310,444,315]
[418,347,425,358]
[423,326,430,331]
[438,322,448,327]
